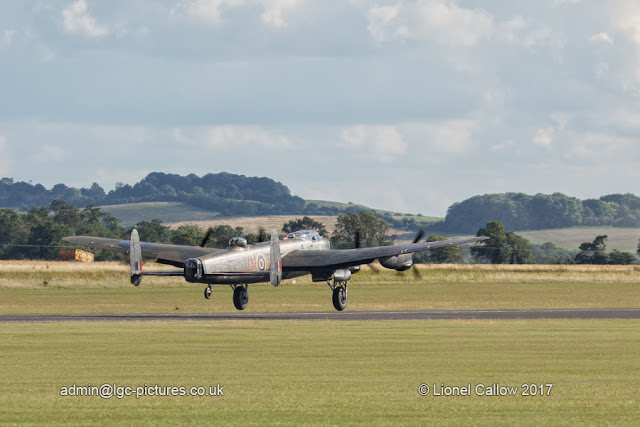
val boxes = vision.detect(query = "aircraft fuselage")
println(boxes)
[185,234,330,285]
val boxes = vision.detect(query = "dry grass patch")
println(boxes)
[167,215,340,234]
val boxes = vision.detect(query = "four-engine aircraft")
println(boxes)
[63,229,488,311]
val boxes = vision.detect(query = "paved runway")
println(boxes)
[1,308,640,322]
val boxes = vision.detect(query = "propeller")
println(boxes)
[413,228,426,244]
[411,228,427,279]
[200,227,215,247]
[257,227,267,243]
[412,261,423,280]
[355,227,380,273]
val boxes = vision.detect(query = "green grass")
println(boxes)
[2,262,640,424]
[1,320,639,425]
[518,226,640,252]
[1,262,639,314]
[99,202,220,227]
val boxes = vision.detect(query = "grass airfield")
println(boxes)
[1,261,639,425]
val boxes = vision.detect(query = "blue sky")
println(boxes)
[1,0,639,216]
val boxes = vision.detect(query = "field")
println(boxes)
[98,203,342,235]
[306,200,443,225]
[1,262,639,424]
[167,215,341,235]
[518,226,640,252]
[3,320,639,425]
[99,202,221,227]
[1,262,640,314]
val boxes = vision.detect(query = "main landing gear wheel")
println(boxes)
[204,286,212,300]
[233,285,248,310]
[332,285,348,311]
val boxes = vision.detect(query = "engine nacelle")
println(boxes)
[379,253,413,271]
[184,258,204,282]
[333,268,352,282]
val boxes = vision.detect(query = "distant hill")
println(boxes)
[0,173,434,230]
[433,192,640,234]
[0,172,362,217]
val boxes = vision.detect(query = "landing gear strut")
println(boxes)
[204,285,212,300]
[328,280,348,311]
[232,284,248,310]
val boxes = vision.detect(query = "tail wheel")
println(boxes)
[204,286,212,300]
[233,285,248,310]
[332,285,348,311]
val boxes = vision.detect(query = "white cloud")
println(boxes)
[33,1,54,13]
[62,0,108,37]
[533,126,554,147]
[173,0,297,28]
[172,0,234,24]
[260,0,298,28]
[414,0,493,47]
[491,140,515,152]
[595,61,609,77]
[173,125,293,149]
[339,125,407,163]
[366,0,493,47]
[589,32,614,46]
[553,0,582,6]
[407,120,476,154]
[550,113,570,131]
[495,16,564,55]
[566,132,634,161]
[367,5,408,43]
[31,144,66,164]
[496,16,526,44]
[2,30,16,46]
[522,26,552,48]
[610,2,640,45]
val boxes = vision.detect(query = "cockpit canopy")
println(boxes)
[228,237,248,248]
[287,230,321,241]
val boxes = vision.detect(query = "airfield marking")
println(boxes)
[1,308,640,323]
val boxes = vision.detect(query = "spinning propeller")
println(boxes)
[354,227,380,273]
[411,228,427,279]
[200,227,215,247]
[257,227,267,243]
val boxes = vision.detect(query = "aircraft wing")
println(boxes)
[281,236,489,270]
[62,236,219,267]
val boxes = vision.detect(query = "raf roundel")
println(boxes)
[257,254,267,271]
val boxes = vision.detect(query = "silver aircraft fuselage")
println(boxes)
[185,234,330,285]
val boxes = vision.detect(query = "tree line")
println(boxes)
[0,201,638,265]
[6,174,640,235]
[433,192,640,234]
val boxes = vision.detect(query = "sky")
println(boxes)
[1,0,640,216]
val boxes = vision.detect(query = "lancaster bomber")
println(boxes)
[63,229,488,311]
